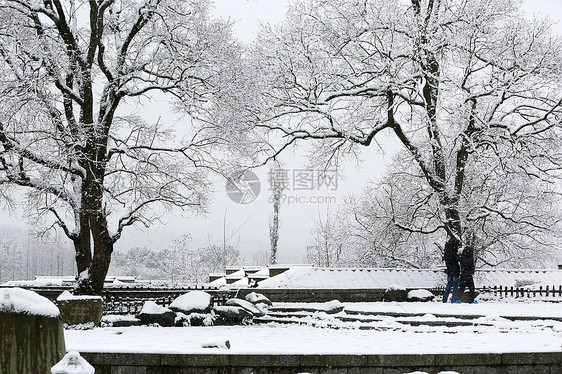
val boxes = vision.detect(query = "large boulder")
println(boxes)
[213,306,253,325]
[137,301,176,327]
[245,292,272,306]
[226,298,264,316]
[169,291,213,314]
[1,288,66,374]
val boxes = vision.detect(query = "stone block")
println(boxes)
[162,354,229,367]
[358,368,383,374]
[92,365,111,374]
[111,365,147,374]
[515,365,551,374]
[57,297,104,326]
[369,354,434,367]
[297,354,368,368]
[83,352,161,366]
[502,353,562,365]
[180,368,219,374]
[435,353,501,366]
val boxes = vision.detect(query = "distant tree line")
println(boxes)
[0,225,76,283]
[108,236,243,283]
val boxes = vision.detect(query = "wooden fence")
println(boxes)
[432,285,562,299]
[480,285,562,298]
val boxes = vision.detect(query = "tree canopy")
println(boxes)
[0,0,241,294]
[247,0,562,257]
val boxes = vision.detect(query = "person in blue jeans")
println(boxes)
[458,245,477,303]
[442,237,460,303]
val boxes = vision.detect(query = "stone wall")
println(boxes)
[236,288,387,302]
[80,352,561,374]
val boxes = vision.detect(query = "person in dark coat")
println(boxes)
[442,236,460,303]
[457,245,477,303]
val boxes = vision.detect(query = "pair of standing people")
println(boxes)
[442,237,476,303]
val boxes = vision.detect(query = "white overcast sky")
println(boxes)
[1,0,561,265]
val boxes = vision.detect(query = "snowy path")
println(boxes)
[65,301,562,355]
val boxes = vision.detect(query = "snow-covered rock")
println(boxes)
[407,289,434,302]
[101,314,141,327]
[320,300,344,314]
[255,302,270,315]
[174,312,215,327]
[1,287,60,317]
[226,298,264,316]
[137,301,176,327]
[50,351,94,374]
[213,305,253,325]
[169,291,212,314]
[245,292,272,306]
[201,339,231,349]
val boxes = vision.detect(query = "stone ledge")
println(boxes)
[80,352,562,369]
[502,352,562,365]
[81,352,161,366]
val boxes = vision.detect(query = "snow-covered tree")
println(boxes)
[0,0,241,294]
[249,0,562,259]
[268,161,287,264]
[349,151,561,269]
[306,206,356,267]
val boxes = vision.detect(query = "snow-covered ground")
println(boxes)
[65,301,562,355]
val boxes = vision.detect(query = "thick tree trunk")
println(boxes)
[74,130,114,296]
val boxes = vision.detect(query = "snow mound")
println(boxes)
[102,314,139,323]
[201,339,231,349]
[51,351,94,374]
[321,300,344,314]
[0,287,60,317]
[139,301,172,315]
[407,289,434,302]
[169,291,212,313]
